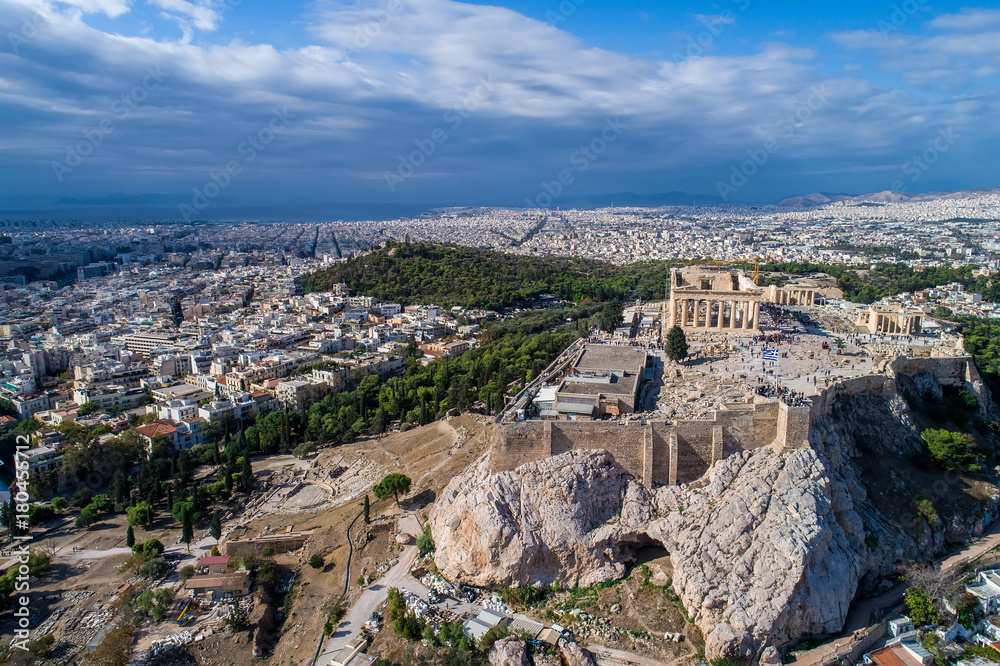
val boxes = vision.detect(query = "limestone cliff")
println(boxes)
[431,370,999,661]
[431,450,653,587]
[648,447,892,660]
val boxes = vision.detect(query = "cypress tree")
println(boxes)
[126,524,135,549]
[210,511,222,542]
[240,456,253,493]
[181,509,193,553]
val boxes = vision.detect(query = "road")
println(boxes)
[317,544,420,663]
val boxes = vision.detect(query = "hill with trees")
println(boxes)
[300,242,675,309]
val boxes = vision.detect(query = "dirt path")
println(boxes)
[589,643,672,666]
[61,546,133,560]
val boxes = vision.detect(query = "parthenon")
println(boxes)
[666,266,763,333]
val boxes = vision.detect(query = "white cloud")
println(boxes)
[0,0,996,200]
[929,8,1000,30]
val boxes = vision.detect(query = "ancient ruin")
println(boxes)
[666,266,763,332]
[435,295,994,661]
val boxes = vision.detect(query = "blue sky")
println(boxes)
[0,0,998,212]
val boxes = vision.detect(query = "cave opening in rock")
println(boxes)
[617,535,671,577]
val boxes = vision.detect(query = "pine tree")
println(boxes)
[181,509,193,553]
[126,524,135,549]
[166,485,174,511]
[665,325,689,363]
[363,494,370,525]
[210,511,222,542]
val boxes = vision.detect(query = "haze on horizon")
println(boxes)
[1,0,998,210]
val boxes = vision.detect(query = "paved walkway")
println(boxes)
[317,545,419,663]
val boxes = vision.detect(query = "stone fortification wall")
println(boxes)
[888,355,975,385]
[493,356,977,487]
[492,400,805,487]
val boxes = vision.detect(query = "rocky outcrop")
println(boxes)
[649,447,876,660]
[433,369,1000,660]
[431,450,653,587]
[489,637,530,666]
[433,444,914,659]
[559,638,598,666]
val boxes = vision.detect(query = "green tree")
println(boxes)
[109,471,132,506]
[922,429,980,471]
[71,487,94,507]
[75,505,99,529]
[240,456,253,493]
[598,301,624,334]
[77,402,101,416]
[665,325,689,362]
[373,473,412,506]
[309,555,324,569]
[904,586,941,627]
[181,509,194,554]
[210,511,222,542]
[126,501,155,528]
[363,494,370,525]
[50,496,68,512]
[126,524,135,549]
[933,305,953,319]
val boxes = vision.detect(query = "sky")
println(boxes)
[0,0,998,213]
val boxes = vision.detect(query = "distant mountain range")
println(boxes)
[775,187,1000,208]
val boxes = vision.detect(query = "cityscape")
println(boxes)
[3,1,1000,666]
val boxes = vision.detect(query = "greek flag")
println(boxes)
[762,349,779,362]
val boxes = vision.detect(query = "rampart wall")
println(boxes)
[492,399,810,486]
[492,355,980,487]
